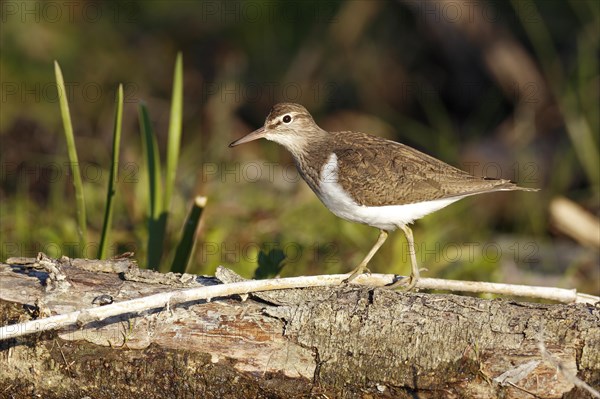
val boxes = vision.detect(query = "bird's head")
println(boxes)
[229,103,325,155]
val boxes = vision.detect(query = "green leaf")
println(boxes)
[171,196,207,274]
[254,248,286,279]
[98,84,124,259]
[54,61,87,253]
[164,52,183,214]
[138,103,165,269]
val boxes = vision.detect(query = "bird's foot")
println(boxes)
[385,275,417,291]
[343,265,371,284]
[385,268,426,291]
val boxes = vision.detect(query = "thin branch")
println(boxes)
[1,270,597,341]
[415,278,596,304]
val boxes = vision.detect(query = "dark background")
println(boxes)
[1,0,598,294]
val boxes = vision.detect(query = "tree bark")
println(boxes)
[0,255,598,399]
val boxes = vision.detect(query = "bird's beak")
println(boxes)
[229,126,266,147]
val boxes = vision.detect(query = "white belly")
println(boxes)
[317,153,465,231]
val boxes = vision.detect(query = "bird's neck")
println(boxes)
[288,130,335,195]
[272,127,329,160]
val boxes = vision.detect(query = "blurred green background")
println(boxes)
[1,0,598,294]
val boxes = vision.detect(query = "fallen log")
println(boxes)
[0,255,598,398]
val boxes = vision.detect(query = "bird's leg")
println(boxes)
[343,229,388,284]
[387,225,421,290]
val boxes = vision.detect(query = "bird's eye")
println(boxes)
[282,115,292,124]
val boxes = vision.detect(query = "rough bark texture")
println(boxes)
[0,255,598,399]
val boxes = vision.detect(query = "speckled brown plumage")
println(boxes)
[297,130,534,207]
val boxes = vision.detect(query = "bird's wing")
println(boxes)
[331,132,523,207]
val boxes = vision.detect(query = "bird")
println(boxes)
[229,103,537,290]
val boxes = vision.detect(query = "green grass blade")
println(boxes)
[164,52,183,214]
[170,196,207,274]
[138,103,165,269]
[54,61,87,252]
[138,103,163,219]
[98,84,124,259]
[254,248,286,279]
